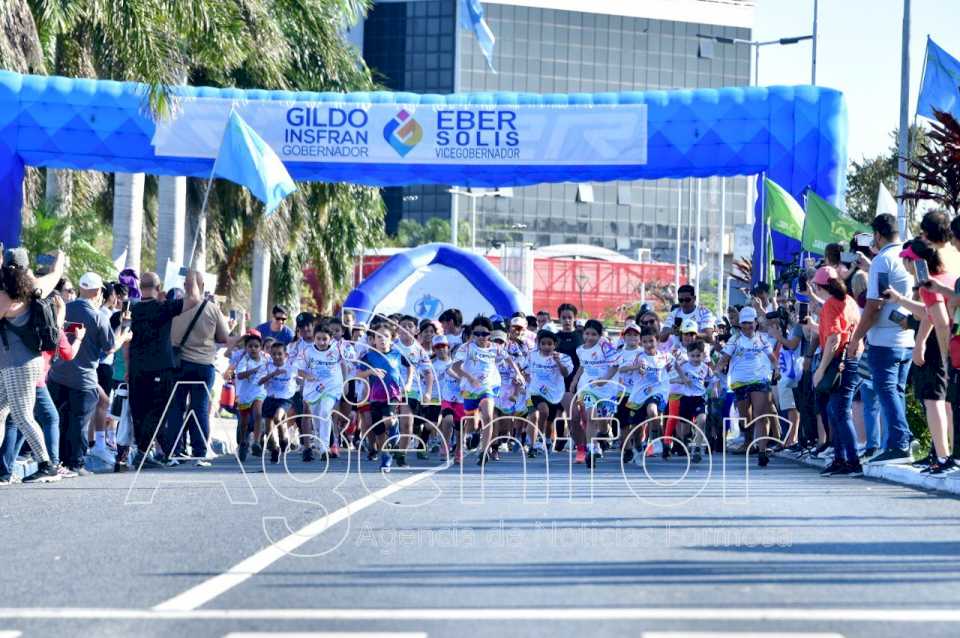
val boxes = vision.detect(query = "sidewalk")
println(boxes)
[779,448,960,496]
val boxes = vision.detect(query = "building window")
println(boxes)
[576,183,595,204]
[617,184,632,206]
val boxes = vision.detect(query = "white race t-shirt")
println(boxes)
[298,344,345,403]
[722,333,774,387]
[628,350,675,405]
[235,353,268,405]
[525,350,573,404]
[576,341,619,399]
[454,341,504,397]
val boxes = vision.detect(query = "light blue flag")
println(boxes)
[459,0,496,72]
[214,111,296,216]
[917,37,960,120]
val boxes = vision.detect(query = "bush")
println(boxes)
[905,386,931,458]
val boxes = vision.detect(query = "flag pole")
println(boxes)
[185,104,236,270]
[896,0,911,237]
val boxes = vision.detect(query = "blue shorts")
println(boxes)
[733,382,771,402]
[628,395,666,418]
[463,388,499,413]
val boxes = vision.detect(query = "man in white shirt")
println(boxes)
[846,213,915,465]
[661,284,717,343]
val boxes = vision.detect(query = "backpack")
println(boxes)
[0,297,61,354]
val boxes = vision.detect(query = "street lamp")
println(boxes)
[696,34,814,87]
[448,187,513,250]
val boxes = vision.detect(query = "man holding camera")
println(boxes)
[661,284,717,343]
[846,213,915,465]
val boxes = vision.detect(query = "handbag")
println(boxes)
[110,383,128,418]
[172,299,209,367]
[815,356,842,394]
[116,393,133,447]
[950,334,960,370]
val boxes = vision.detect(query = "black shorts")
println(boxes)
[370,401,397,436]
[914,335,948,402]
[678,395,707,421]
[420,404,441,425]
[262,397,294,420]
[97,363,114,395]
[406,397,421,413]
[529,395,560,422]
[290,391,304,419]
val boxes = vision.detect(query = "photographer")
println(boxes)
[767,304,803,449]
[884,238,955,474]
[846,214,915,466]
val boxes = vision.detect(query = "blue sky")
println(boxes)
[754,0,959,161]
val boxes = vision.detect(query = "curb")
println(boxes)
[12,457,38,481]
[780,449,960,496]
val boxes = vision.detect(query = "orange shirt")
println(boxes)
[818,295,860,352]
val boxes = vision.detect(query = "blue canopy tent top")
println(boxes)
[0,71,847,284]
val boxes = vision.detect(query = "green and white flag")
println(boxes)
[802,191,871,254]
[763,177,805,241]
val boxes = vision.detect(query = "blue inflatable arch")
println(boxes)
[0,70,847,271]
[344,243,525,322]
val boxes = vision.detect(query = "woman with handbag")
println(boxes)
[812,266,864,477]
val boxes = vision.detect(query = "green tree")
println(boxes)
[846,126,924,226]
[390,217,472,247]
[19,206,116,283]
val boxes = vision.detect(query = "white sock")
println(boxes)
[105,429,116,447]
[95,431,106,450]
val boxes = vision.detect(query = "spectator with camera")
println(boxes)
[884,236,956,474]
[846,213,915,466]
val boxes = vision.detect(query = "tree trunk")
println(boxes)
[112,173,144,272]
[44,169,73,241]
[156,175,186,274]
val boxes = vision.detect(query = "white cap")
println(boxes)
[432,335,449,347]
[79,272,103,290]
[621,321,641,335]
[738,307,758,323]
[510,316,526,328]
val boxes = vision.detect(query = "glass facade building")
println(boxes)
[361,0,753,264]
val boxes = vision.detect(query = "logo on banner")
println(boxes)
[383,109,423,157]
[414,294,443,318]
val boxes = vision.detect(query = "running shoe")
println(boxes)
[527,446,537,459]
[691,447,703,464]
[622,448,634,465]
[379,451,393,472]
[238,441,249,462]
[58,465,79,478]
[585,450,600,469]
[270,447,280,464]
[330,445,340,459]
[574,446,586,464]
[757,451,769,468]
[302,447,315,463]
[417,450,429,460]
[846,461,864,477]
[195,459,212,468]
[867,448,912,465]
[820,460,845,476]
[366,449,378,462]
[22,461,61,483]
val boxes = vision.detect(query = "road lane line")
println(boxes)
[153,465,446,612]
[0,632,21,638]
[1,608,959,622]
[643,633,844,638]
[224,634,426,638]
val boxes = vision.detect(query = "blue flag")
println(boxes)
[459,0,496,72]
[214,111,296,216]
[917,37,960,120]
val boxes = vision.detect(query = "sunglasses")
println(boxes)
[511,325,524,330]
[275,316,288,322]
[62,288,75,294]
[473,331,491,338]
[678,297,694,303]
[640,320,656,326]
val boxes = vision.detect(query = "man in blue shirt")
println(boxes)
[257,304,295,345]
[48,272,124,473]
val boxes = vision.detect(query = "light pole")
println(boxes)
[449,188,513,250]
[697,34,814,87]
[811,0,819,84]
[897,0,911,237]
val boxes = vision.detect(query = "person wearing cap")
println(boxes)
[0,248,66,482]
[257,304,295,346]
[492,328,527,437]
[811,265,864,477]
[885,237,956,474]
[509,314,536,351]
[124,269,203,469]
[717,305,778,467]
[47,271,128,474]
[662,284,717,344]
[661,319,703,459]
[846,213,916,467]
[431,333,464,454]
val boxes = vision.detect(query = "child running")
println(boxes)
[357,323,411,471]
[524,329,573,458]
[571,319,620,468]
[235,333,268,462]
[432,334,463,461]
[623,326,676,464]
[673,340,717,463]
[297,323,350,461]
[258,342,300,463]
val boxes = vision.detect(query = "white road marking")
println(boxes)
[153,466,446,612]
[0,632,21,638]
[0,608,955,623]
[224,634,426,638]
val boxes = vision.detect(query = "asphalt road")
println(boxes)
[2,445,960,638]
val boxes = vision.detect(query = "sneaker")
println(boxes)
[162,457,180,468]
[58,466,78,479]
[417,450,429,460]
[554,439,567,453]
[379,452,392,473]
[302,447,315,463]
[661,443,671,460]
[846,461,864,477]
[0,475,11,486]
[912,452,935,469]
[757,451,769,468]
[622,448,634,465]
[867,448,912,465]
[811,443,830,459]
[113,461,129,473]
[860,447,879,461]
[585,450,600,469]
[394,453,408,468]
[929,458,959,476]
[575,447,586,464]
[366,449,378,462]
[195,459,212,468]
[269,447,280,464]
[23,461,61,483]
[526,446,537,459]
[786,443,804,454]
[820,460,845,476]
[692,447,703,464]
[830,462,855,476]
[251,441,263,457]
[632,448,645,466]
[330,445,340,459]
[238,441,249,462]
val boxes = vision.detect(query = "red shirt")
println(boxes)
[818,295,860,352]
[40,332,79,387]
[919,271,956,310]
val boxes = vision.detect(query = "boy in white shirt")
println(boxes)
[259,342,300,464]
[297,324,350,461]
[235,334,268,462]
[524,330,572,458]
[674,340,717,464]
[623,327,676,463]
